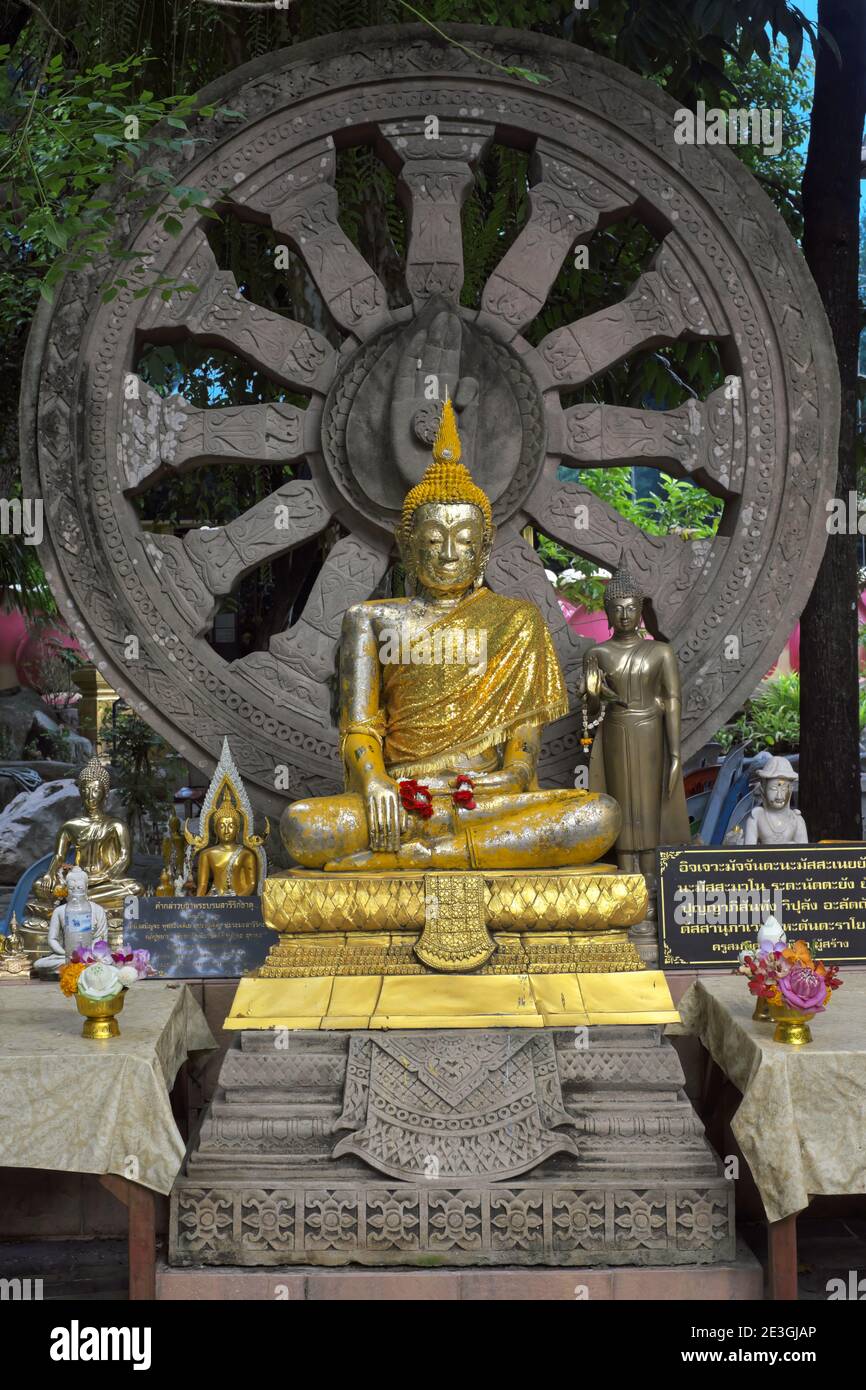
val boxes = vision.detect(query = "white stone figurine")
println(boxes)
[39,867,110,969]
[743,756,808,846]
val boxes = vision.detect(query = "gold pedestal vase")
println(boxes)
[76,991,125,1040]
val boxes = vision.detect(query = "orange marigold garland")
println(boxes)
[59,961,86,996]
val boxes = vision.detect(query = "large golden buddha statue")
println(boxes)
[22,757,144,957]
[282,399,620,873]
[227,400,678,1030]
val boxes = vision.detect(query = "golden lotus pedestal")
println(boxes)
[225,864,679,1029]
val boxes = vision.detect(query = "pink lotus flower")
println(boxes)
[779,965,828,1014]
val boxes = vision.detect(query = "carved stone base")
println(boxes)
[169,1026,734,1267]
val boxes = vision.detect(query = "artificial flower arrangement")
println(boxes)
[59,940,155,1039]
[737,934,842,1046]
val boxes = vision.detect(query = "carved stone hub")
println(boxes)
[22,25,839,814]
[169,1026,735,1267]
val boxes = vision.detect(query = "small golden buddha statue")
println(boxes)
[282,398,621,872]
[156,814,186,896]
[193,795,259,896]
[184,738,268,897]
[22,757,144,957]
[0,914,30,976]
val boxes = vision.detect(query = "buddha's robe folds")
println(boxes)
[360,588,569,780]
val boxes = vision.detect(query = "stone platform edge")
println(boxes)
[157,1242,762,1300]
[223,969,679,1029]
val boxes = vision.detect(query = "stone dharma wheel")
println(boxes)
[21,25,839,817]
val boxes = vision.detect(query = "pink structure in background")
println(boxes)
[558,591,866,677]
[0,607,84,689]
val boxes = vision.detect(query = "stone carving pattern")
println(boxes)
[23,27,838,816]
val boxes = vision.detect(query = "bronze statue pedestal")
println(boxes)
[224,866,678,1030]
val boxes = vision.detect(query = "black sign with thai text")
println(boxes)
[123,895,271,977]
[657,843,866,969]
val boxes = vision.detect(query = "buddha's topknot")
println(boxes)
[400,397,492,537]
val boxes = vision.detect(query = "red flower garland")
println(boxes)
[398,779,434,819]
[452,774,477,810]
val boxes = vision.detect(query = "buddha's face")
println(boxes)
[79,779,105,813]
[606,594,642,634]
[216,813,240,845]
[406,502,487,596]
[763,777,792,810]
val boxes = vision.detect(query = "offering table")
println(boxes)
[674,973,866,1300]
[0,980,215,1298]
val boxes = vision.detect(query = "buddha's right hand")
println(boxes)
[364,774,403,853]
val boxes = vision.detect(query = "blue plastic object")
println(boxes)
[1,853,53,936]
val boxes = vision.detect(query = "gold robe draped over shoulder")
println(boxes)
[379,588,569,777]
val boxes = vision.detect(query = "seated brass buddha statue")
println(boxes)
[282,399,621,872]
[193,795,259,897]
[184,736,268,897]
[22,757,144,956]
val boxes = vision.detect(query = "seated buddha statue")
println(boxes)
[281,399,621,872]
[183,738,268,897]
[193,796,259,897]
[23,757,144,954]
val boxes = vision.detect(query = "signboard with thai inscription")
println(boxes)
[123,896,272,977]
[657,844,866,969]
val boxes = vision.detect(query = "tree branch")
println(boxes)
[20,0,66,44]
[194,0,290,10]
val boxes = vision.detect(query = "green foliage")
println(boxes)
[23,722,72,762]
[716,672,802,753]
[568,0,820,102]
[0,48,239,310]
[540,470,722,610]
[106,705,177,853]
[714,670,866,756]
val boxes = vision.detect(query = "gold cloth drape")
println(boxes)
[380,588,569,776]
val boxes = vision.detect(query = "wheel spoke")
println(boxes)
[120,381,311,490]
[229,138,391,341]
[525,472,727,636]
[234,533,392,688]
[480,142,633,338]
[486,527,591,688]
[561,380,744,497]
[379,117,493,310]
[140,479,332,635]
[537,238,727,389]
[139,230,336,395]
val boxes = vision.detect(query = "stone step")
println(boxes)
[157,1246,763,1299]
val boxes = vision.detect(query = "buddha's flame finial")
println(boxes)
[433,392,461,466]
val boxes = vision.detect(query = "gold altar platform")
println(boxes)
[224,865,679,1030]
